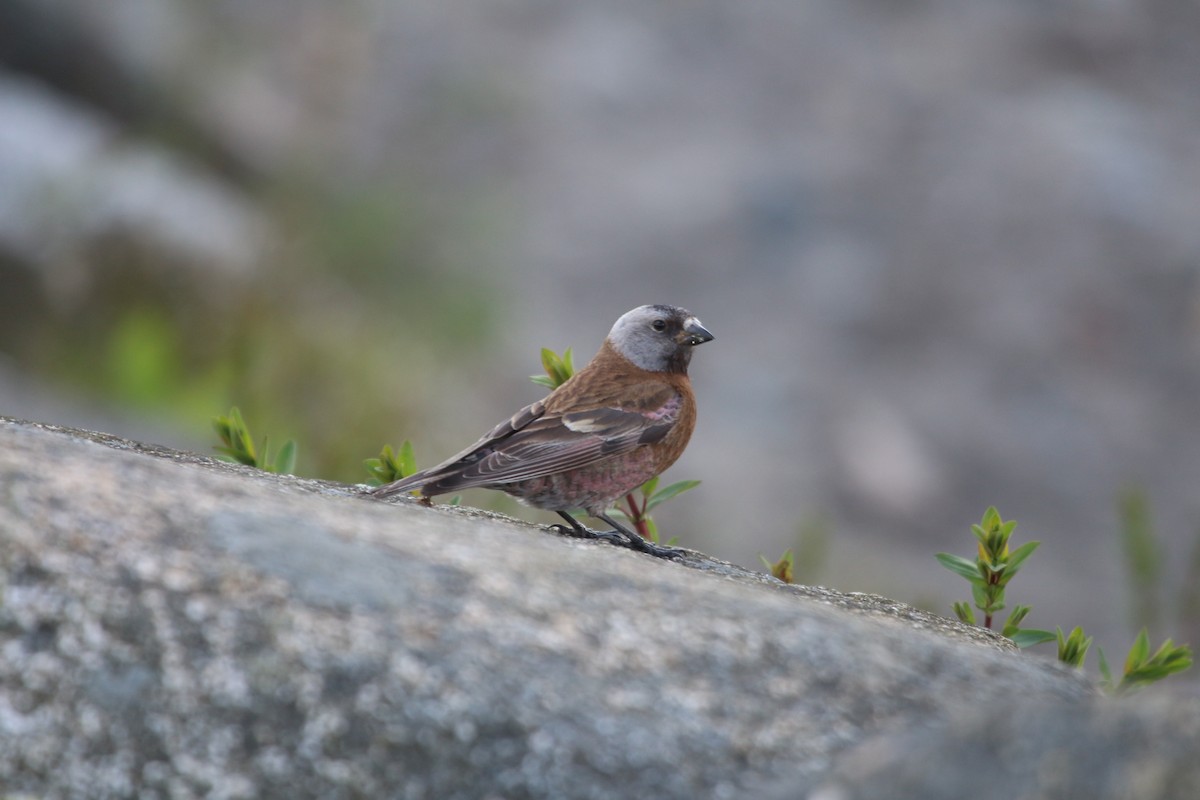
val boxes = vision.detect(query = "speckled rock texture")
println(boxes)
[794,691,1200,800]
[0,417,1100,799]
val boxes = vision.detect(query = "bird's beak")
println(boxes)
[680,317,714,346]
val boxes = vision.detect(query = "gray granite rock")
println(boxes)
[0,417,1097,799]
[796,691,1200,800]
[4,0,1200,656]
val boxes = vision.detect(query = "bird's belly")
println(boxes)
[504,449,660,514]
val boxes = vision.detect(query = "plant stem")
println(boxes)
[625,493,650,539]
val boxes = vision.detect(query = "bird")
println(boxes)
[372,304,714,557]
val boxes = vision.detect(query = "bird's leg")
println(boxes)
[551,511,626,546]
[551,511,685,560]
[595,512,685,560]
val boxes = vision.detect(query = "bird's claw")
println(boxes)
[549,523,625,546]
[620,534,686,560]
[548,522,685,560]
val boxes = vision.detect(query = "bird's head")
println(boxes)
[607,304,714,374]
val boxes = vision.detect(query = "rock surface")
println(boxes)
[795,692,1200,800]
[3,0,1200,656]
[0,416,1144,799]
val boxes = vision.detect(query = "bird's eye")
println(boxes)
[651,319,667,332]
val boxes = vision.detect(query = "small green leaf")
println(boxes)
[645,479,703,512]
[1001,605,1032,637]
[971,581,991,611]
[1125,628,1151,673]
[274,440,298,475]
[398,440,417,477]
[952,601,975,625]
[363,458,383,482]
[212,407,262,467]
[639,475,660,498]
[1099,652,1118,695]
[1010,629,1057,649]
[533,347,577,388]
[540,347,558,376]
[644,516,659,543]
[935,553,983,583]
[761,549,794,584]
[1005,540,1041,575]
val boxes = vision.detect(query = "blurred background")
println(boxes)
[2,0,1199,668]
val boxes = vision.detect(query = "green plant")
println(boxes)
[1056,626,1093,668]
[534,347,700,542]
[939,506,1193,692]
[530,347,574,389]
[362,441,460,505]
[606,475,699,543]
[212,406,297,474]
[936,507,1051,645]
[761,549,795,584]
[1099,628,1193,694]
[364,441,418,485]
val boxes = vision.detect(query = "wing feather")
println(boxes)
[374,385,683,498]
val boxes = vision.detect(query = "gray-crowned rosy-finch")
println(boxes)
[373,304,713,557]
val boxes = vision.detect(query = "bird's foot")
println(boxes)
[549,523,627,547]
[549,517,685,560]
[617,532,686,560]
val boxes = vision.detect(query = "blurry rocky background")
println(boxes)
[2,0,1199,665]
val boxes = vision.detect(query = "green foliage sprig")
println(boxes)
[1100,629,1193,694]
[531,348,574,389]
[761,550,795,584]
[364,441,417,485]
[535,347,700,542]
[936,506,1050,643]
[362,441,459,505]
[607,475,699,543]
[212,406,297,474]
[1057,626,1093,668]
[939,506,1192,692]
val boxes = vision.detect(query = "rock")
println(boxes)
[0,416,1101,799]
[796,692,1200,800]
[3,0,1200,656]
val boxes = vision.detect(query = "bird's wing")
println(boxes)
[372,398,547,497]
[374,385,681,496]
[452,404,676,487]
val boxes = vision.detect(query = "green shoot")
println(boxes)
[1099,629,1193,694]
[940,506,1192,691]
[760,550,795,584]
[1056,626,1093,668]
[531,347,574,389]
[212,406,297,474]
[364,441,418,485]
[936,506,1047,640]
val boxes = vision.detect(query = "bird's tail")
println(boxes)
[371,470,435,500]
